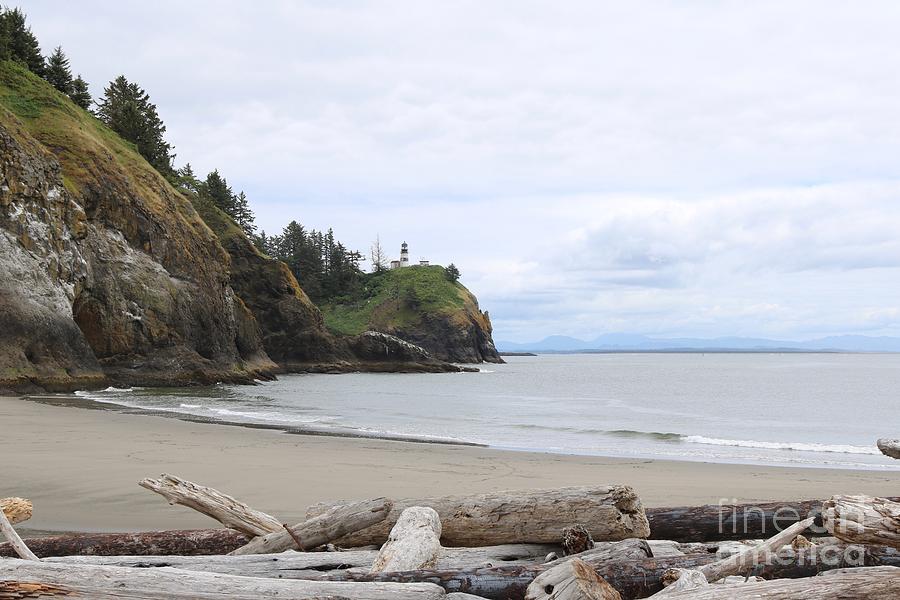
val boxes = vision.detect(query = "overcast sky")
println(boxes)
[25,1,900,342]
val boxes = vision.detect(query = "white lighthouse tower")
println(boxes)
[399,241,410,267]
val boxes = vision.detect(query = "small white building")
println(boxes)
[391,241,420,269]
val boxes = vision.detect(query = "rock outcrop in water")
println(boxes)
[323,265,503,364]
[0,62,471,393]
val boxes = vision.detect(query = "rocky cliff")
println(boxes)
[0,62,465,393]
[190,196,465,373]
[323,266,503,364]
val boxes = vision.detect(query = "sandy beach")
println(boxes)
[2,395,898,535]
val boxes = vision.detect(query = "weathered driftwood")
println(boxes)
[371,506,442,573]
[698,516,815,582]
[44,543,562,577]
[523,541,648,600]
[654,522,815,598]
[139,473,281,537]
[319,544,900,600]
[0,528,250,558]
[822,494,900,549]
[0,501,38,561]
[308,486,649,547]
[446,595,491,600]
[561,525,594,556]
[0,497,32,525]
[650,566,900,599]
[0,558,446,599]
[642,498,888,541]
[877,438,900,460]
[232,498,393,555]
[525,557,622,600]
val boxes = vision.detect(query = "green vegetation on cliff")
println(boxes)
[324,266,466,335]
[322,266,502,364]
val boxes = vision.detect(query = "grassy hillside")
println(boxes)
[323,266,469,335]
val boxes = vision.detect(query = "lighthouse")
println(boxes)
[400,241,409,267]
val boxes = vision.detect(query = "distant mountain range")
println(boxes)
[497,333,900,353]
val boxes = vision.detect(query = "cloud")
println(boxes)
[22,1,900,341]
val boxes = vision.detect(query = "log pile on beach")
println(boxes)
[2,475,900,599]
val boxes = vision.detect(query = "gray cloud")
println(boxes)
[23,1,900,341]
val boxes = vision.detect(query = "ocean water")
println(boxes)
[69,353,900,470]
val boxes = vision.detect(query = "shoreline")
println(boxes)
[3,395,899,536]
[23,392,898,472]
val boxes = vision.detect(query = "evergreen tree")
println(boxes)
[97,75,174,174]
[254,231,271,255]
[203,170,234,214]
[232,190,257,238]
[44,46,72,94]
[173,163,201,193]
[445,263,460,283]
[0,8,45,76]
[69,74,92,110]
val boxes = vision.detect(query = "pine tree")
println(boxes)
[203,170,234,215]
[69,75,92,109]
[44,46,73,94]
[232,190,257,237]
[445,263,460,283]
[0,8,45,76]
[174,163,201,193]
[97,75,174,174]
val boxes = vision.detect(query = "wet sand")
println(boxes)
[2,395,897,534]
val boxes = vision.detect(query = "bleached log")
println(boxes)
[652,568,709,596]
[446,595,490,600]
[877,438,900,460]
[646,566,900,599]
[308,486,649,547]
[231,498,393,555]
[139,473,281,537]
[45,543,561,577]
[0,558,446,599]
[822,494,900,549]
[523,541,648,599]
[0,497,32,525]
[525,557,622,600]
[0,501,37,561]
[371,507,442,572]
[698,516,814,583]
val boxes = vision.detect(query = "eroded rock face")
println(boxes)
[388,305,503,365]
[0,113,275,392]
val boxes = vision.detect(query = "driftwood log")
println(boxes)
[525,558,622,600]
[642,498,898,541]
[651,566,900,599]
[0,528,250,558]
[0,497,32,525]
[0,558,446,599]
[318,544,900,600]
[371,507,442,572]
[0,501,38,561]
[877,438,900,460]
[307,486,649,546]
[698,516,814,582]
[44,543,562,576]
[139,473,282,537]
[231,498,393,555]
[822,495,900,549]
